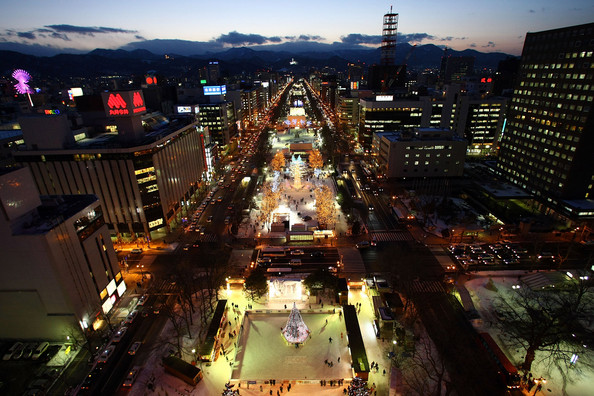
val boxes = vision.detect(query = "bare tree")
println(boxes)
[493,277,594,374]
[399,334,454,396]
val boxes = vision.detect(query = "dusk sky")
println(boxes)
[1,0,592,55]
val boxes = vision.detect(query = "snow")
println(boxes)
[463,271,594,396]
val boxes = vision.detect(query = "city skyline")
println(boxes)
[0,0,592,56]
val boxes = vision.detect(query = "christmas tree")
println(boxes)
[282,302,310,344]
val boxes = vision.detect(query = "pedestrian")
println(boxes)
[260,385,263,392]
[284,304,287,309]
[288,384,291,391]
[341,332,343,339]
[325,319,328,325]
[329,337,333,343]
[338,357,340,363]
[383,369,386,375]
[325,359,328,365]
[277,391,280,396]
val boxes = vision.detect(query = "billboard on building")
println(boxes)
[203,85,227,96]
[101,91,147,117]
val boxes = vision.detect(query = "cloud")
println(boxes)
[470,43,477,48]
[398,33,436,44]
[483,41,496,48]
[17,31,36,40]
[340,33,382,45]
[50,32,71,41]
[44,24,137,36]
[529,9,535,13]
[135,35,146,40]
[214,31,272,45]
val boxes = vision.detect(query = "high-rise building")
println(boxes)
[440,56,475,84]
[14,91,207,239]
[496,23,594,218]
[0,167,122,339]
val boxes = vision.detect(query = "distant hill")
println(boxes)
[0,43,515,79]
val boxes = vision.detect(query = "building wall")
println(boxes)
[15,122,205,237]
[496,23,594,203]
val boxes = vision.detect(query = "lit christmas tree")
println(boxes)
[282,302,310,344]
[348,377,371,395]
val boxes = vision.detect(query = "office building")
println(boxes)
[0,167,122,339]
[496,23,594,218]
[14,91,207,239]
[373,128,467,178]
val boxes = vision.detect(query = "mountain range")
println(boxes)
[0,40,516,80]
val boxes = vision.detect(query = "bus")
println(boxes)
[261,247,287,257]
[477,332,521,389]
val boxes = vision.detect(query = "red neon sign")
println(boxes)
[133,92,144,107]
[108,93,127,109]
[146,76,158,85]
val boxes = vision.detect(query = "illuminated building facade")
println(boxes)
[359,96,433,152]
[373,128,467,178]
[0,167,122,339]
[241,87,262,127]
[14,93,207,239]
[496,23,594,217]
[198,101,237,146]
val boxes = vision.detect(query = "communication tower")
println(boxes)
[381,6,399,66]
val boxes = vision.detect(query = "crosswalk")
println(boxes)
[410,280,446,294]
[199,234,218,243]
[370,231,414,242]
[149,279,180,294]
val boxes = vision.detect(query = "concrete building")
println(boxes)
[373,128,467,178]
[496,23,594,219]
[0,167,122,339]
[14,90,207,239]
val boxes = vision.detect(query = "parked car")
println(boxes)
[137,295,147,306]
[31,342,49,360]
[3,341,24,360]
[11,342,26,360]
[290,249,304,255]
[130,248,143,254]
[22,342,37,359]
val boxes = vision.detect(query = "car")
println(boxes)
[183,244,190,251]
[3,341,24,360]
[11,341,26,360]
[301,215,312,221]
[123,367,140,387]
[31,342,49,361]
[192,243,200,248]
[538,252,555,261]
[290,249,304,255]
[125,311,138,324]
[128,341,142,355]
[356,241,371,249]
[112,327,128,343]
[311,251,324,258]
[97,345,115,364]
[22,342,37,360]
[368,205,374,211]
[290,259,302,265]
[207,216,213,222]
[137,295,147,306]
[130,248,143,254]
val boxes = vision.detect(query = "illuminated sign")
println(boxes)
[44,109,60,115]
[200,79,207,84]
[68,87,83,100]
[376,95,394,102]
[106,278,117,296]
[177,106,192,114]
[203,85,227,96]
[116,280,127,297]
[145,76,158,85]
[350,81,359,90]
[101,91,146,117]
[480,77,493,83]
[148,218,164,229]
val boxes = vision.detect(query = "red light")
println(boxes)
[107,93,127,109]
[153,77,157,85]
[146,77,153,85]
[481,78,486,83]
[133,92,144,107]
[487,78,492,83]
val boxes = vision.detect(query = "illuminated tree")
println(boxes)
[308,149,323,171]
[270,151,286,172]
[258,182,281,227]
[315,185,336,229]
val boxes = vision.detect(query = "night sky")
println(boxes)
[0,0,592,55]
